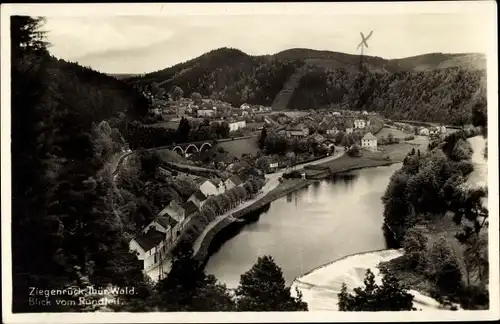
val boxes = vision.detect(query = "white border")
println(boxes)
[1,2,498,323]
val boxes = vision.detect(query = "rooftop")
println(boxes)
[362,132,377,141]
[133,229,165,252]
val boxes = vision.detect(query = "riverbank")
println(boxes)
[290,249,448,311]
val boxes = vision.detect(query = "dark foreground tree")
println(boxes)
[235,255,308,311]
[155,240,235,311]
[338,268,415,311]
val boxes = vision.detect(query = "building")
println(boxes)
[158,200,186,228]
[228,120,246,132]
[419,127,430,136]
[197,109,215,117]
[326,126,339,135]
[183,201,199,218]
[361,132,378,151]
[224,175,243,191]
[188,190,207,209]
[354,119,367,129]
[199,178,224,197]
[129,228,165,271]
[240,103,250,110]
[285,123,310,138]
[345,127,354,134]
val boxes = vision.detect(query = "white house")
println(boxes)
[197,109,215,117]
[224,175,243,191]
[129,228,165,271]
[326,126,339,136]
[361,132,378,151]
[199,178,224,197]
[188,190,207,209]
[228,120,246,132]
[354,119,367,129]
[419,127,430,136]
[240,103,250,110]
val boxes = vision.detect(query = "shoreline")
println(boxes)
[194,160,403,264]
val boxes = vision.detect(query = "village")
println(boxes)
[126,90,452,276]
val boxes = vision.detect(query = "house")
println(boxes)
[224,175,243,190]
[311,133,326,144]
[158,200,186,226]
[183,201,199,218]
[129,228,166,271]
[209,177,225,194]
[354,119,367,129]
[197,109,215,117]
[361,132,378,151]
[326,126,339,135]
[286,123,309,138]
[362,110,368,115]
[419,127,430,136]
[188,190,207,209]
[228,120,246,132]
[240,103,250,110]
[199,178,224,197]
[345,127,354,134]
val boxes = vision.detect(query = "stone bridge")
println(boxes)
[169,140,215,155]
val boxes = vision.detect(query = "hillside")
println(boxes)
[124,47,486,120]
[127,47,301,107]
[11,17,151,312]
[288,66,486,125]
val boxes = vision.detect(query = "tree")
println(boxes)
[427,237,463,295]
[401,225,429,272]
[156,240,235,311]
[338,268,414,311]
[171,85,184,101]
[217,122,230,138]
[235,256,308,311]
[258,127,267,148]
[191,92,202,104]
[177,117,191,143]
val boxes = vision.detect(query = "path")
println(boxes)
[272,64,309,110]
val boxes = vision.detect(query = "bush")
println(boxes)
[346,145,361,157]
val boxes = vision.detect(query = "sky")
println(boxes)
[38,3,495,74]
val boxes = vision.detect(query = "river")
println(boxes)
[204,136,488,290]
[204,163,402,289]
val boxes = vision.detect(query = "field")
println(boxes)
[376,127,411,140]
[213,136,260,159]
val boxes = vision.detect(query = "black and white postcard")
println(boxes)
[1,2,498,323]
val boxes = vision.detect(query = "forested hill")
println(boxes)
[11,17,150,312]
[127,47,302,107]
[124,47,486,125]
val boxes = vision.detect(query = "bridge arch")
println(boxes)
[172,146,184,155]
[199,142,212,152]
[185,144,199,154]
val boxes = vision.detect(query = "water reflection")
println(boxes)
[205,164,402,289]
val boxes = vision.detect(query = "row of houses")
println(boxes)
[129,173,249,272]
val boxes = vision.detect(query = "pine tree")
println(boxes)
[337,269,414,311]
[235,255,308,311]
